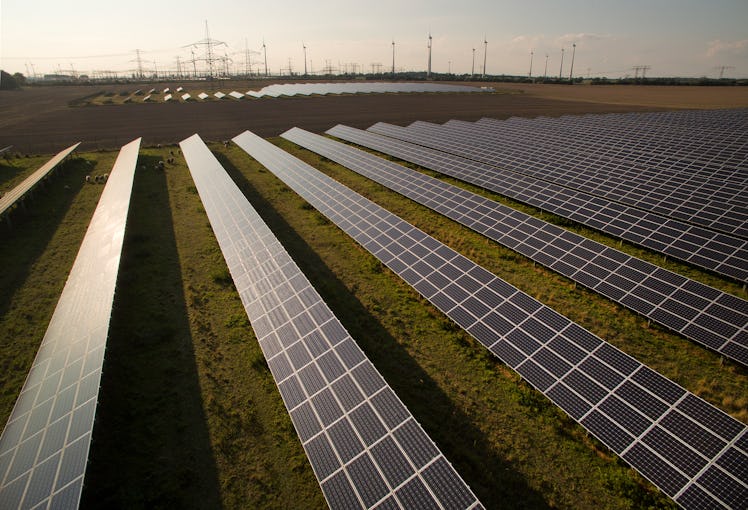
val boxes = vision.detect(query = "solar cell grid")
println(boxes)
[404,119,748,238]
[234,129,747,510]
[480,110,748,176]
[179,134,481,510]
[283,127,748,367]
[332,124,748,282]
[0,138,140,509]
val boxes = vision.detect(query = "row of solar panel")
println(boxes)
[179,134,483,510]
[493,111,748,173]
[142,91,245,102]
[466,117,748,219]
[398,119,748,239]
[358,121,748,282]
[512,109,748,164]
[469,117,748,193]
[0,143,80,220]
[233,130,746,510]
[246,82,492,98]
[282,126,748,367]
[0,139,141,509]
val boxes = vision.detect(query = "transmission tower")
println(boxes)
[559,48,565,79]
[131,49,148,79]
[185,20,227,78]
[632,65,651,79]
[714,65,735,79]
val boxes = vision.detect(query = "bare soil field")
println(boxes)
[2,81,745,153]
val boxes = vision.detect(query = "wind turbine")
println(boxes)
[559,47,565,79]
[569,42,576,82]
[472,48,476,77]
[262,39,268,77]
[482,36,488,78]
[392,40,395,76]
[529,50,534,78]
[427,32,433,79]
[303,42,308,76]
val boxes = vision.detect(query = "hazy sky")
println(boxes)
[2,0,747,79]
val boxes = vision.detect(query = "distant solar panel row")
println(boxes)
[234,130,747,510]
[0,138,141,509]
[402,118,748,239]
[467,116,748,195]
[477,111,748,180]
[456,117,748,225]
[0,143,80,219]
[283,127,748,367]
[180,134,482,510]
[361,122,748,282]
[246,82,492,98]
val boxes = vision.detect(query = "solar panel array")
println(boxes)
[356,121,748,282]
[180,133,482,510]
[433,117,748,238]
[0,138,141,509]
[0,143,81,220]
[282,127,748,367]
[233,129,748,510]
[474,110,748,183]
[246,82,492,98]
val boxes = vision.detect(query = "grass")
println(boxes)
[0,139,745,509]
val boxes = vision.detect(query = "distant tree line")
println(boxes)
[0,71,27,90]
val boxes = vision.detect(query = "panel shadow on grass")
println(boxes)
[82,155,221,509]
[215,151,550,509]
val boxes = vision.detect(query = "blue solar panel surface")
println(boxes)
[431,117,748,238]
[233,129,748,510]
[361,121,748,282]
[180,133,483,510]
[283,126,748,367]
[0,138,141,509]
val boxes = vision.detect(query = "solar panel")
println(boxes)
[0,138,141,508]
[248,82,492,98]
[214,92,226,99]
[358,122,748,283]
[0,143,80,220]
[198,92,209,100]
[181,93,191,101]
[475,110,748,183]
[228,91,244,100]
[179,134,482,510]
[164,94,172,102]
[427,117,748,237]
[176,86,184,92]
[233,129,748,510]
[283,127,748,367]
[143,95,151,102]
